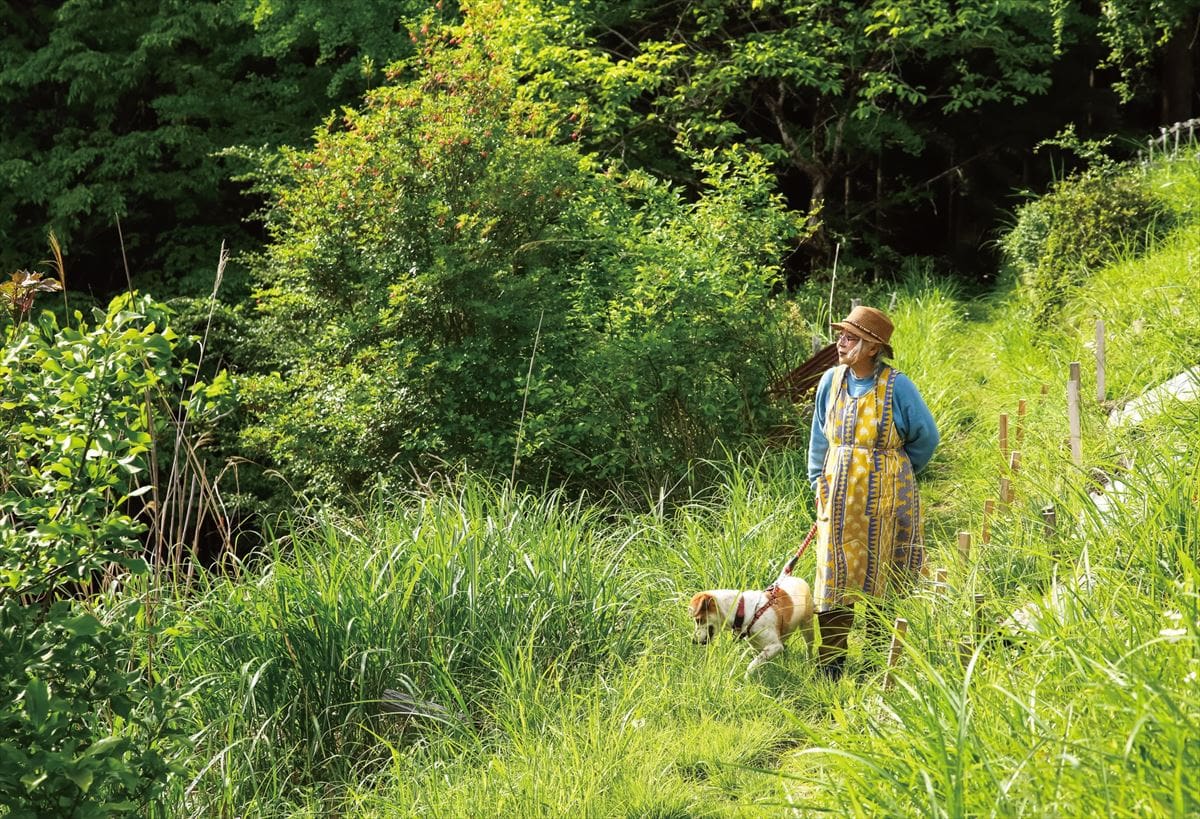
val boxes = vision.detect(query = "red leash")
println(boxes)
[781,522,819,577]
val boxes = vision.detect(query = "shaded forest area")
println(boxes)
[3,1,1198,297]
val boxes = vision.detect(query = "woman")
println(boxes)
[807,305,939,680]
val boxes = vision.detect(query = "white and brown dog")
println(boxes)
[689,575,814,673]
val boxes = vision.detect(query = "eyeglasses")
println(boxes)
[836,332,862,344]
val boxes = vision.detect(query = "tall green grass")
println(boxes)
[773,156,1200,816]
[165,480,654,815]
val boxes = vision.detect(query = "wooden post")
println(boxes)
[1016,399,1027,449]
[999,477,1011,506]
[883,617,908,690]
[958,531,971,564]
[1040,383,1049,396]
[1042,504,1057,540]
[1009,450,1021,475]
[981,498,995,545]
[1095,319,1106,403]
[958,634,974,667]
[999,413,1009,460]
[1067,362,1083,466]
[935,567,948,596]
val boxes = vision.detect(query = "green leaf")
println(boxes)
[83,735,125,758]
[66,766,94,793]
[21,771,48,792]
[24,679,49,726]
[63,614,102,637]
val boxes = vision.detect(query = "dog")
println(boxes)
[689,574,814,673]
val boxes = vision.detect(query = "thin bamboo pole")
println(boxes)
[884,617,908,689]
[1068,362,1083,466]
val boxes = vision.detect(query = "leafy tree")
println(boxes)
[1096,0,1199,113]
[478,0,1070,265]
[0,0,432,297]
[239,19,807,499]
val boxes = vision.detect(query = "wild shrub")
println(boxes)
[0,293,227,815]
[1002,166,1169,319]
[240,20,807,501]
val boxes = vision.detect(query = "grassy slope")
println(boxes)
[165,160,1200,817]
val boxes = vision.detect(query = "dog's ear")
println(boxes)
[689,592,714,618]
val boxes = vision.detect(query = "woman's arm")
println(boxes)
[807,369,835,489]
[892,374,939,473]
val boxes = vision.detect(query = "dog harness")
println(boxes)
[730,523,819,640]
[729,587,779,640]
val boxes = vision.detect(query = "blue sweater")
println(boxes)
[807,365,939,490]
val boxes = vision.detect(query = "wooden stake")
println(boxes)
[958,531,971,564]
[1040,383,1049,396]
[1067,362,1083,466]
[1009,450,1021,475]
[999,413,1009,459]
[883,617,908,689]
[1095,319,1106,403]
[935,567,948,596]
[982,498,995,544]
[999,476,1011,506]
[1042,504,1057,539]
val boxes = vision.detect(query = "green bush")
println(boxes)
[1002,166,1169,319]
[239,19,806,501]
[0,294,225,816]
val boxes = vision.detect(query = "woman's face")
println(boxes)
[836,331,879,366]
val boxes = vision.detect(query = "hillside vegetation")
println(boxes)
[148,155,1200,816]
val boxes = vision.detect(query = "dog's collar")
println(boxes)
[730,595,747,634]
[731,586,779,640]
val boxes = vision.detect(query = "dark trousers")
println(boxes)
[816,606,855,666]
[817,603,894,667]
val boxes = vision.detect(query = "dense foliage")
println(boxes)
[3,1,1196,297]
[239,22,809,500]
[0,0,434,294]
[484,0,1070,263]
[168,482,652,810]
[0,294,226,815]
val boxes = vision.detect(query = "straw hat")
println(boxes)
[832,305,895,360]
[832,305,893,346]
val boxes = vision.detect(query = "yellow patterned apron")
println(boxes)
[814,364,924,611]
